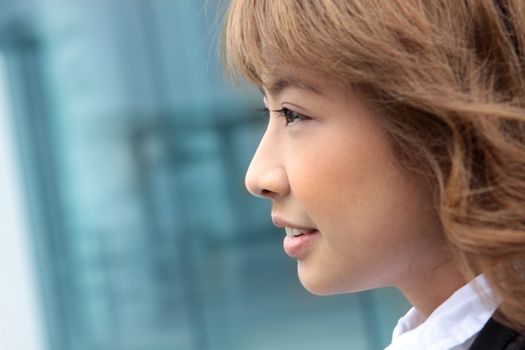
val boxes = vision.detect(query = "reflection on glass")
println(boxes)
[0,1,410,349]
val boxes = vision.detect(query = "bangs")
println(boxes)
[221,0,366,88]
[221,0,443,93]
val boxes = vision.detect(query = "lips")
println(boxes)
[285,227,318,237]
[272,216,317,231]
[283,230,320,258]
[272,216,319,257]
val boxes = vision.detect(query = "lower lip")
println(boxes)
[283,230,320,258]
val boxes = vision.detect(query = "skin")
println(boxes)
[245,68,466,318]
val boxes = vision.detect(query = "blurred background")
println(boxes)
[0,0,410,349]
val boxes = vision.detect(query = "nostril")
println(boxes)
[261,189,276,198]
[245,165,289,199]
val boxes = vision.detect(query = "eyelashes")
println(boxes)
[257,106,309,126]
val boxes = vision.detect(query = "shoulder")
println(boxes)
[469,317,525,350]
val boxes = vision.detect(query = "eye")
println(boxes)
[275,107,308,125]
[256,107,309,126]
[256,107,270,118]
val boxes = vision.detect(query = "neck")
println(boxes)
[397,256,467,319]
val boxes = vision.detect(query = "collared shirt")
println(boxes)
[385,275,499,350]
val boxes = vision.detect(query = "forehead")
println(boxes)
[259,67,327,97]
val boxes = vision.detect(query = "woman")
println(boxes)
[221,1,525,349]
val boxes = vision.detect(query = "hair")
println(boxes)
[221,0,525,331]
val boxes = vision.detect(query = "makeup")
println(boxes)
[283,230,319,258]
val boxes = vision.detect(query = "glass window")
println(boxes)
[0,1,410,349]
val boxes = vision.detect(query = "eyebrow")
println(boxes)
[260,76,325,97]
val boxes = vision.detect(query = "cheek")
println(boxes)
[288,128,399,220]
[288,128,437,252]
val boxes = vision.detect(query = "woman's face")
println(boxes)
[245,68,451,295]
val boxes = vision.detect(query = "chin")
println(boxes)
[303,284,335,296]
[298,268,340,296]
[301,279,372,296]
[298,265,372,296]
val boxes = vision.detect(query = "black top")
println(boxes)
[469,317,525,350]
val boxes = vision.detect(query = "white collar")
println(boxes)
[385,274,499,350]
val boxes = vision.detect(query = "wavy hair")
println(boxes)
[222,0,525,331]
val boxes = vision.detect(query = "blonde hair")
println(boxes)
[222,0,525,331]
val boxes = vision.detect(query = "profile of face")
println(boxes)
[245,67,451,296]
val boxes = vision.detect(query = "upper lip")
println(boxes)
[272,216,317,231]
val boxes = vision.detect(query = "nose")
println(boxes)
[245,127,290,199]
